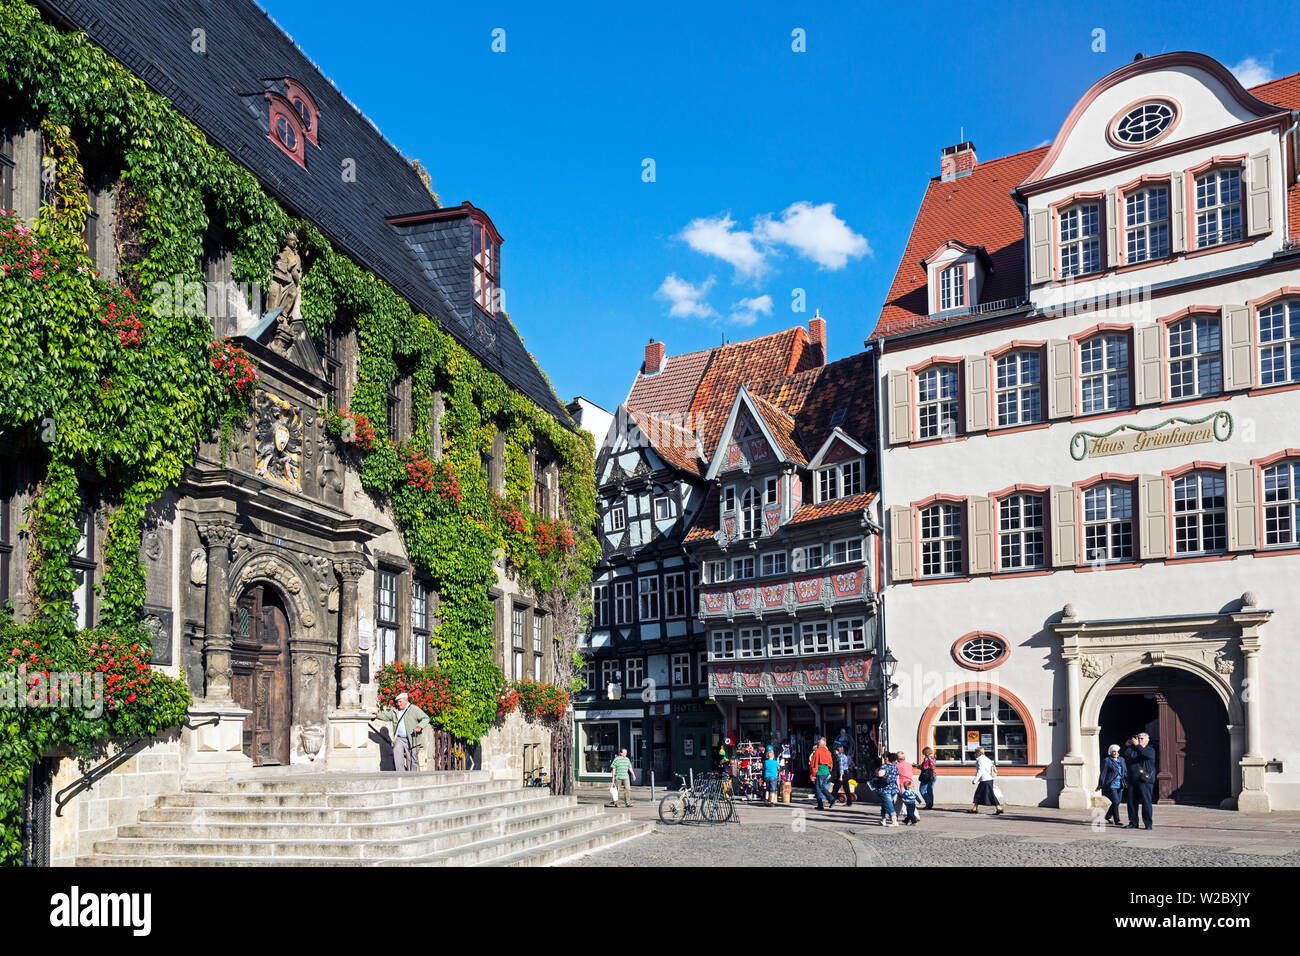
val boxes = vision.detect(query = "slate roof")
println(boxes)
[871,70,1300,342]
[34,0,569,422]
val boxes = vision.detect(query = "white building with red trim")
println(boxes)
[872,52,1300,811]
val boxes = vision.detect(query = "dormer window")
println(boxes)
[472,218,501,315]
[281,79,320,146]
[264,93,307,167]
[815,459,863,503]
[939,264,966,311]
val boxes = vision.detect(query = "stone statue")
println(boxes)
[267,231,302,353]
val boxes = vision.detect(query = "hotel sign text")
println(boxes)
[1070,411,1232,461]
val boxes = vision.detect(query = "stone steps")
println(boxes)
[79,770,647,867]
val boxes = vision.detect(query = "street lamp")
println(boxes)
[883,648,899,699]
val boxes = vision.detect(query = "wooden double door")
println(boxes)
[1099,667,1230,806]
[231,585,292,766]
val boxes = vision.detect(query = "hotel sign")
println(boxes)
[1070,411,1232,461]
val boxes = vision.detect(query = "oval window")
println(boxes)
[276,115,297,151]
[292,97,312,132]
[1112,101,1175,146]
[957,634,1007,668]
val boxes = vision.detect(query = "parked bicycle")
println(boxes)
[658,773,735,824]
[523,766,549,788]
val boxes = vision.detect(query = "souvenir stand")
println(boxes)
[730,741,769,801]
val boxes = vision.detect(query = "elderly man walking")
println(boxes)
[375,691,431,772]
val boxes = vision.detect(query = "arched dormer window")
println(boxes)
[282,79,320,146]
[264,93,307,168]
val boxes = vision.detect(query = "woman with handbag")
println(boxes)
[1096,744,1126,825]
[969,747,1004,815]
[918,747,937,810]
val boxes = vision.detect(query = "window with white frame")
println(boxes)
[638,576,660,621]
[580,660,596,693]
[737,627,765,658]
[614,580,633,624]
[664,571,687,617]
[592,583,609,627]
[920,503,963,577]
[998,494,1045,570]
[768,624,797,656]
[1259,299,1300,387]
[760,551,787,577]
[817,459,863,502]
[831,537,864,565]
[1168,316,1222,399]
[931,692,1029,764]
[532,612,545,681]
[764,476,779,505]
[411,578,430,667]
[740,487,760,538]
[653,495,672,521]
[1194,167,1243,248]
[1079,333,1130,413]
[817,467,837,502]
[995,351,1042,426]
[834,617,867,652]
[722,485,736,513]
[711,630,735,660]
[375,567,399,668]
[917,366,959,440]
[71,510,96,631]
[671,652,691,685]
[800,544,824,571]
[601,659,622,691]
[511,606,526,681]
[1263,461,1300,548]
[1059,202,1101,277]
[706,559,727,584]
[1082,483,1134,563]
[939,263,966,311]
[1173,471,1227,555]
[1124,185,1170,262]
[609,503,626,532]
[732,555,755,580]
[800,621,831,655]
[625,657,645,693]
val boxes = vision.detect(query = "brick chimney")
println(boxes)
[644,338,666,374]
[808,311,827,366]
[940,141,977,182]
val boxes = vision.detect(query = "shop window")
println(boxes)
[375,567,399,668]
[997,494,1045,570]
[1263,461,1300,548]
[614,580,633,625]
[1194,167,1243,248]
[1172,471,1227,555]
[1167,315,1222,400]
[1082,482,1134,563]
[930,690,1029,764]
[917,366,959,440]
[768,624,797,656]
[581,722,619,776]
[1258,299,1300,387]
[995,350,1042,426]
[919,503,963,577]
[637,576,659,621]
[1079,333,1130,413]
[737,627,765,659]
[663,571,687,618]
[738,707,772,745]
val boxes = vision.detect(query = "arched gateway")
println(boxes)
[231,584,293,765]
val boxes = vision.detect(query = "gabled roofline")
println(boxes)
[918,239,994,273]
[386,201,503,242]
[1018,51,1282,191]
[806,428,869,470]
[703,385,789,481]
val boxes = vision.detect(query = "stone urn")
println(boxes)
[301,724,325,762]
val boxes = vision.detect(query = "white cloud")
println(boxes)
[655,273,717,319]
[1230,56,1274,88]
[729,294,773,326]
[677,214,768,281]
[754,201,870,270]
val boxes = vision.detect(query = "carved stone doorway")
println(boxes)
[231,585,292,766]
[1099,667,1230,806]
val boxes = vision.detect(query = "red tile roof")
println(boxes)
[788,492,877,525]
[626,409,706,476]
[750,350,878,458]
[748,392,807,466]
[872,146,1047,339]
[625,346,712,417]
[685,486,719,542]
[872,70,1300,340]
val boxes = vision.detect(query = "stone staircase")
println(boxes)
[77,770,649,866]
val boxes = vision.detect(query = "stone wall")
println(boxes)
[481,710,550,782]
[47,729,182,866]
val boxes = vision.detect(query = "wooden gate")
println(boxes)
[425,729,468,771]
[231,585,292,766]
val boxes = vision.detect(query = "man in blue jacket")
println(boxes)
[1121,733,1157,829]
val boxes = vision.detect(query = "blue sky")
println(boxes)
[261,0,1294,413]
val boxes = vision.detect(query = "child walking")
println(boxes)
[899,779,923,825]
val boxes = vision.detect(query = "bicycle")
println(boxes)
[658,773,734,824]
[523,766,549,788]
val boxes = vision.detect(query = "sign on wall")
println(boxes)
[1069,410,1232,461]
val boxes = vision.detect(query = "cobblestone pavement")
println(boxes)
[564,789,1300,867]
